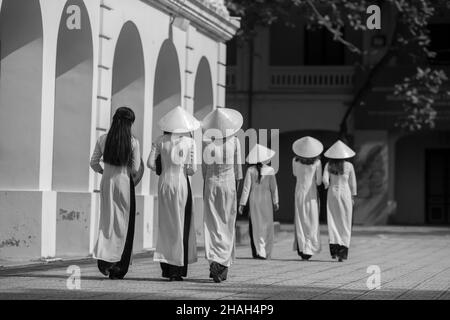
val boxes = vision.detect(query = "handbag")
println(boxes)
[155,154,162,176]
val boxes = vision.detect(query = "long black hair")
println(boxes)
[103,107,135,166]
[255,162,263,183]
[328,159,345,175]
[295,156,318,165]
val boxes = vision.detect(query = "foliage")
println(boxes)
[394,68,448,131]
[225,0,450,132]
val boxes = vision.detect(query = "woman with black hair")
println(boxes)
[323,140,357,262]
[292,137,323,261]
[239,144,279,260]
[148,106,200,282]
[90,106,143,279]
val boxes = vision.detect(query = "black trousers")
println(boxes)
[210,262,228,281]
[97,176,136,279]
[161,177,193,278]
[248,216,258,258]
[329,244,349,260]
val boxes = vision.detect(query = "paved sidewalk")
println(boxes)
[0,226,449,300]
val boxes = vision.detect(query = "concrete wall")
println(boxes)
[0,0,234,262]
[53,0,93,192]
[0,0,43,190]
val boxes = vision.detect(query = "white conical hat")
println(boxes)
[292,136,323,158]
[158,106,200,133]
[324,140,356,159]
[246,144,276,164]
[201,107,243,139]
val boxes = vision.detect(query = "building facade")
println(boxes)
[0,0,238,262]
[226,4,450,226]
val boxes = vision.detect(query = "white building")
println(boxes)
[0,0,238,262]
[226,5,450,226]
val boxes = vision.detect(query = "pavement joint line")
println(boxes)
[223,253,386,300]
[1,228,450,300]
[268,249,393,295]
[393,265,450,300]
[436,286,450,300]
[353,251,440,298]
[353,246,447,300]
[308,242,431,300]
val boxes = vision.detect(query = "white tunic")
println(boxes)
[292,158,322,255]
[203,136,243,267]
[148,134,198,267]
[240,165,279,259]
[323,161,357,248]
[90,134,141,262]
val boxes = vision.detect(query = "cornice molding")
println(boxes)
[143,0,240,42]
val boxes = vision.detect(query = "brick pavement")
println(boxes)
[0,226,449,300]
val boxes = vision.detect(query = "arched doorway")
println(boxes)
[150,39,182,195]
[192,57,214,197]
[0,0,43,189]
[52,0,93,191]
[278,130,339,223]
[110,21,145,193]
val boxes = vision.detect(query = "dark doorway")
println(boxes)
[425,149,450,225]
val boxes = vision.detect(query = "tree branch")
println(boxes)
[339,10,401,135]
[305,0,363,54]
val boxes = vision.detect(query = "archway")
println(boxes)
[278,130,339,223]
[192,57,214,197]
[193,57,214,120]
[52,0,93,191]
[110,21,145,193]
[0,0,43,189]
[150,39,182,195]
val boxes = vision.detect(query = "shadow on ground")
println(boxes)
[0,284,447,300]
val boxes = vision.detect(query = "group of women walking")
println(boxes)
[292,137,357,262]
[90,105,357,282]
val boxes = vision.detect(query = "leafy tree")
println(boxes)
[225,0,449,135]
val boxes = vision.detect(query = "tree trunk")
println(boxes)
[339,48,396,138]
[339,10,400,139]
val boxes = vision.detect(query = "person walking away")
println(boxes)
[239,144,279,260]
[201,108,243,283]
[148,106,200,281]
[90,106,144,279]
[323,140,357,262]
[292,136,323,261]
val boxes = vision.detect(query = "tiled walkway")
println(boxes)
[1,226,449,300]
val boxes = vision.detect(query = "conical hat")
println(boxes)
[201,108,243,139]
[246,144,276,164]
[292,136,323,158]
[158,106,200,133]
[324,140,355,159]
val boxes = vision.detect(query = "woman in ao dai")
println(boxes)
[202,108,243,283]
[239,144,279,260]
[292,137,323,261]
[148,106,200,281]
[323,140,357,262]
[90,107,144,279]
